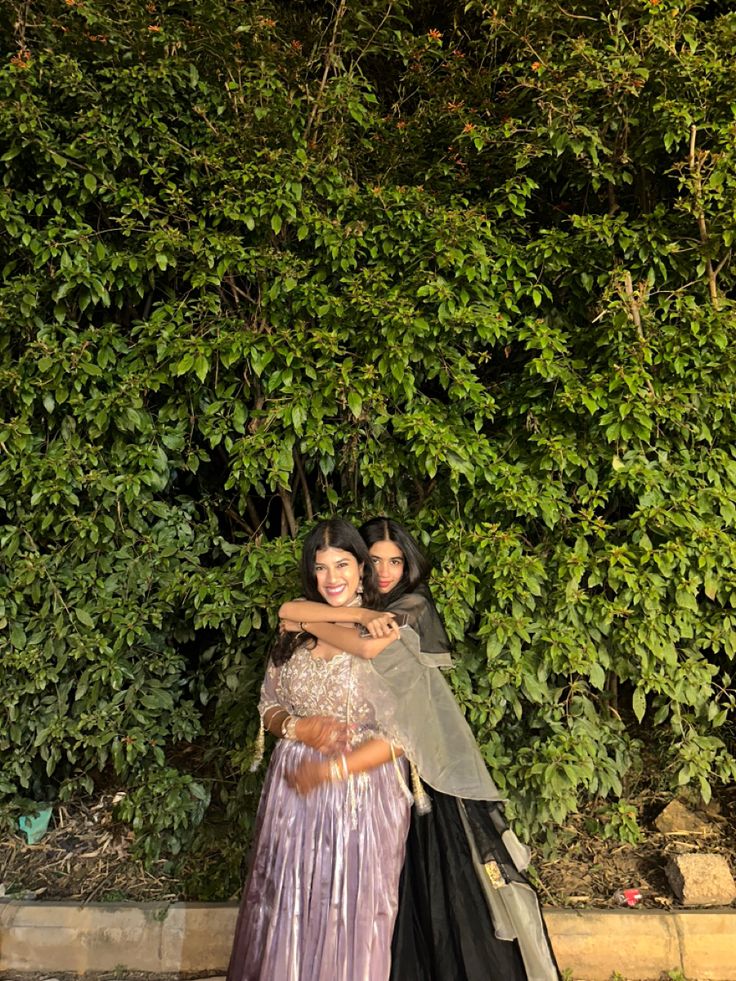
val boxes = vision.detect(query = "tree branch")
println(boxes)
[293,449,314,520]
[623,271,655,397]
[623,271,645,343]
[279,487,298,538]
[689,124,720,310]
[225,507,255,536]
[304,0,348,141]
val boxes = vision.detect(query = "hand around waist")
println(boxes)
[293,715,350,755]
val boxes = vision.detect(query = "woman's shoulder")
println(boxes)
[387,589,432,623]
[389,588,450,653]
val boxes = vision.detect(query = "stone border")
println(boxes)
[1,902,735,979]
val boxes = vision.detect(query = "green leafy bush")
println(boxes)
[1,0,735,877]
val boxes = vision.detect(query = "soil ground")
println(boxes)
[535,783,736,910]
[1,785,734,910]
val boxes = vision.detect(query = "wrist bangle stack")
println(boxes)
[282,715,299,740]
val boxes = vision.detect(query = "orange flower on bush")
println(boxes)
[10,48,31,68]
[427,28,442,41]
[463,122,475,133]
[148,24,161,32]
[531,61,541,71]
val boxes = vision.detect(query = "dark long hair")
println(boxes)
[358,516,431,608]
[272,518,379,665]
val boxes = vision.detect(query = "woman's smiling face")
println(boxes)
[314,547,364,607]
[369,540,405,594]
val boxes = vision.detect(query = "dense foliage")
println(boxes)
[1,0,735,890]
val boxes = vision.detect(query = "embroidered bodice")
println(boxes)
[259,646,383,746]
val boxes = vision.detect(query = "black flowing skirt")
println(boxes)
[390,788,559,981]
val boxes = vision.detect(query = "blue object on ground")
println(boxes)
[18,807,53,844]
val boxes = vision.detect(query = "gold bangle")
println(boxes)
[282,715,299,740]
[328,754,349,782]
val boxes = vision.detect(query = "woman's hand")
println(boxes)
[279,618,302,634]
[295,715,350,754]
[286,758,329,796]
[362,611,400,639]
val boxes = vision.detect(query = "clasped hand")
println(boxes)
[285,715,350,796]
[361,611,399,639]
[295,715,350,755]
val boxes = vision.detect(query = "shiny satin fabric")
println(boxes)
[227,739,410,981]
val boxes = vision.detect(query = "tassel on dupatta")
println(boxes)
[249,719,265,772]
[410,760,431,815]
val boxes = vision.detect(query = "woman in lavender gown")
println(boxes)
[226,518,411,981]
[280,518,560,981]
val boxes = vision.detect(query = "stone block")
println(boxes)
[4,901,736,979]
[655,799,710,834]
[666,852,736,907]
[159,903,239,972]
[544,909,681,980]
[0,902,164,971]
[677,911,736,980]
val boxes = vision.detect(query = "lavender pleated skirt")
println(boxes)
[227,740,411,981]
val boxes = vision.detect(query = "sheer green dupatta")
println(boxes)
[367,620,505,803]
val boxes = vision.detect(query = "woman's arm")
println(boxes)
[279,600,397,640]
[299,619,400,659]
[279,599,385,625]
[286,738,404,795]
[263,705,291,737]
[262,706,349,754]
[344,738,404,772]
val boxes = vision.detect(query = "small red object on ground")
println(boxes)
[612,887,643,907]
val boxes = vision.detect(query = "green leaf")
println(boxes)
[10,624,26,649]
[632,687,646,723]
[175,353,194,375]
[347,392,362,418]
[194,354,209,383]
[76,608,94,628]
[588,662,605,690]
